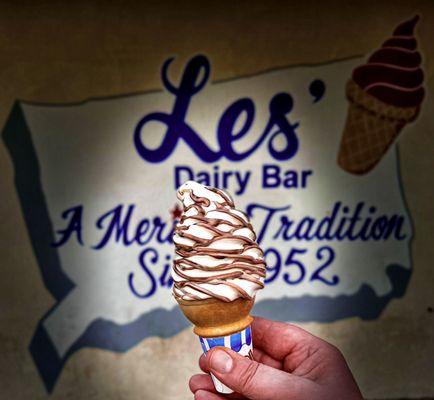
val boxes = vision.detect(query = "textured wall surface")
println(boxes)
[0,1,433,399]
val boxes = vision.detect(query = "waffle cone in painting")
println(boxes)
[337,79,419,175]
[177,297,254,338]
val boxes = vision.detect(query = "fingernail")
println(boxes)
[209,349,233,373]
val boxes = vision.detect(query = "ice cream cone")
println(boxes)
[172,181,265,394]
[177,297,254,337]
[338,79,419,175]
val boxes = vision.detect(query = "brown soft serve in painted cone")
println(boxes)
[338,15,425,175]
[172,181,266,338]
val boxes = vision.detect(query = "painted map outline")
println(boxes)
[2,58,413,392]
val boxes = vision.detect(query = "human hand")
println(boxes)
[189,317,363,400]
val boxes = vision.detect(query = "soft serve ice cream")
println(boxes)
[352,15,424,108]
[172,180,266,394]
[172,180,265,302]
[338,15,425,174]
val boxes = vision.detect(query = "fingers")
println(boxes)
[206,347,308,400]
[190,373,215,393]
[190,373,246,399]
[194,391,247,400]
[252,317,319,361]
[194,390,226,400]
[201,349,282,373]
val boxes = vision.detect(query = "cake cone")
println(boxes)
[338,79,419,175]
[177,297,254,337]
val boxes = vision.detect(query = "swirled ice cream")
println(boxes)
[353,15,424,108]
[172,181,265,302]
[337,15,425,175]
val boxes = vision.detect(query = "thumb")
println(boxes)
[207,347,303,400]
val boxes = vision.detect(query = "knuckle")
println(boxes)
[327,342,342,355]
[324,342,345,362]
[314,336,339,355]
[237,361,261,395]
[324,341,338,353]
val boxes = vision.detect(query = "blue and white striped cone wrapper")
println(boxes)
[199,325,253,394]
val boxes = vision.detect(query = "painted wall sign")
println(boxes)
[2,16,424,393]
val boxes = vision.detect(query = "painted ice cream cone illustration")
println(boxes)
[338,15,425,175]
[172,181,265,393]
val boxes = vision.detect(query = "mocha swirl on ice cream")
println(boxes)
[172,181,265,302]
[353,15,424,108]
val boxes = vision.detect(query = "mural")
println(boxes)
[2,15,423,392]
